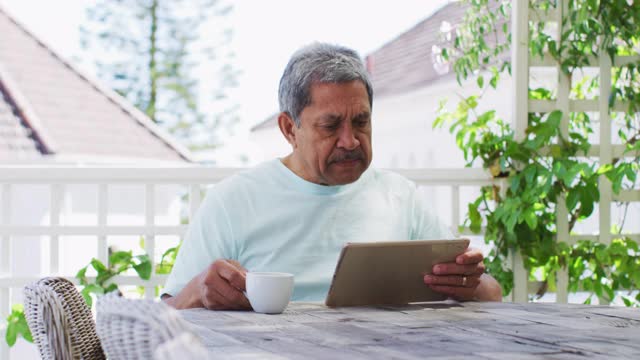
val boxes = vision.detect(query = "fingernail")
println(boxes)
[433,265,441,274]
[424,275,434,283]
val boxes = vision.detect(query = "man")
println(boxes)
[162,43,502,310]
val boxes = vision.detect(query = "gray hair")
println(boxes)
[278,43,373,127]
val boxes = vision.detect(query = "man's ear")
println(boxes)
[278,112,298,148]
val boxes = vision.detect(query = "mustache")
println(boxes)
[329,150,365,163]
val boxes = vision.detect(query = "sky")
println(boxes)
[0,0,451,157]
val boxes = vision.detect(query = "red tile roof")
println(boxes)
[0,6,192,162]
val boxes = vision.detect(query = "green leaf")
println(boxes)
[133,255,152,280]
[505,211,519,233]
[90,258,108,273]
[105,283,119,293]
[81,284,105,307]
[75,266,88,285]
[632,269,640,287]
[550,144,562,158]
[477,75,484,88]
[5,304,33,347]
[468,203,482,234]
[579,187,595,218]
[609,240,627,256]
[109,251,133,267]
[5,321,17,347]
[523,166,536,185]
[547,110,563,128]
[593,280,603,298]
[510,175,521,193]
[441,48,449,61]
[604,284,615,302]
[15,320,32,344]
[595,246,608,263]
[464,96,478,110]
[566,189,579,212]
[524,209,538,229]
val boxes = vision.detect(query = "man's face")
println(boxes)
[291,80,372,185]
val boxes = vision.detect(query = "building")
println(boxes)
[249,2,512,170]
[247,3,513,228]
[0,6,193,357]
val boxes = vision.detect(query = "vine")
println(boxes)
[435,0,640,304]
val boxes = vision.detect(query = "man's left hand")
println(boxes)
[423,247,488,301]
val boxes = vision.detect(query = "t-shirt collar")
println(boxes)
[274,158,371,195]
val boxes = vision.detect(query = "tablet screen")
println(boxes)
[325,239,470,307]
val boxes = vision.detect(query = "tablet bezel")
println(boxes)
[324,239,470,307]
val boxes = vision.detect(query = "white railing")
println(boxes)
[1,161,636,357]
[0,165,496,356]
[3,165,634,359]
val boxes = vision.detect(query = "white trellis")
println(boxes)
[511,0,640,303]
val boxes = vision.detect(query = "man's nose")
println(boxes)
[336,123,360,150]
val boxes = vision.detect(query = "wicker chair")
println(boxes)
[22,277,105,360]
[96,291,208,360]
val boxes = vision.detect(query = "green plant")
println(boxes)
[3,250,154,348]
[156,244,180,275]
[5,304,33,347]
[76,250,152,307]
[435,0,640,304]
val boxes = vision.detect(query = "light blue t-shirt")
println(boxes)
[163,159,452,301]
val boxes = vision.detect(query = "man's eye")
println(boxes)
[355,120,369,127]
[323,124,339,131]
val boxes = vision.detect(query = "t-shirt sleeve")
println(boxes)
[410,186,455,240]
[162,188,236,297]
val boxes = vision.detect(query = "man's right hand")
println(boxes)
[162,259,252,310]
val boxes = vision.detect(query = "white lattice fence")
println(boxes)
[511,1,640,303]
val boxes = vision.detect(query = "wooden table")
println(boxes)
[180,301,640,359]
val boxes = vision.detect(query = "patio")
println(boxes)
[0,166,497,358]
[1,0,640,359]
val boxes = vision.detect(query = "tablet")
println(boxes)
[325,239,470,307]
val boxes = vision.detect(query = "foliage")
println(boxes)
[156,244,180,275]
[81,0,239,149]
[5,250,156,347]
[76,250,152,307]
[435,0,640,304]
[5,304,32,347]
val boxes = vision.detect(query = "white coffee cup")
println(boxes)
[246,272,294,314]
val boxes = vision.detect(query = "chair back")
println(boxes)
[96,292,207,359]
[23,277,105,360]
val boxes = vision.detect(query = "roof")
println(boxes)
[365,2,466,98]
[0,6,192,163]
[366,1,508,97]
[0,77,45,160]
[250,112,279,132]
[250,2,471,132]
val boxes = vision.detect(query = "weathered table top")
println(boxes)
[180,301,640,359]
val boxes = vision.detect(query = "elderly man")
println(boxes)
[162,43,502,310]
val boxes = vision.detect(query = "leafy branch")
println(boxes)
[436,0,640,305]
[5,304,33,347]
[76,250,152,307]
